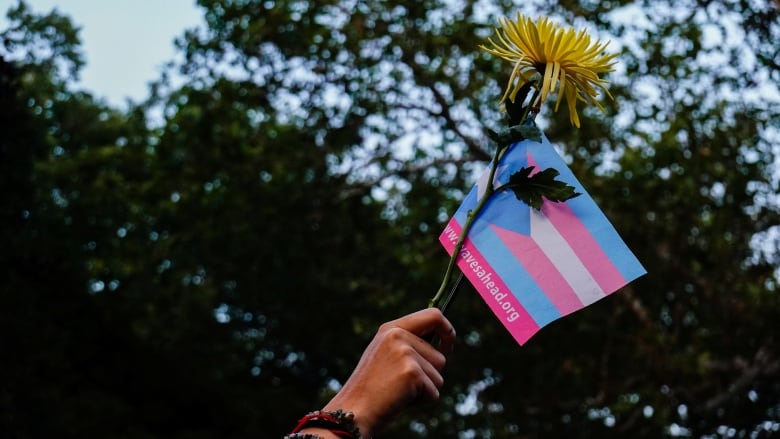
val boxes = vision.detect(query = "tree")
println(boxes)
[1,0,778,437]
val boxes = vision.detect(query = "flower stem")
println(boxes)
[428,141,509,308]
[428,79,541,310]
[520,86,541,126]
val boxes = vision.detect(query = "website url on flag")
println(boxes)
[443,225,521,323]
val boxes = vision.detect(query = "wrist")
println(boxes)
[285,409,364,439]
[323,397,374,437]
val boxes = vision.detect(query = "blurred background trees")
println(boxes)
[1,0,778,437]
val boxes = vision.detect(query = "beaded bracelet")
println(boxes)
[284,409,362,439]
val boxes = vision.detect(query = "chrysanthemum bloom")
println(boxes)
[481,13,618,127]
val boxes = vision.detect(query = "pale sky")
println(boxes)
[3,0,203,106]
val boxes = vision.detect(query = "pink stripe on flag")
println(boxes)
[526,154,627,294]
[540,201,627,294]
[439,219,540,345]
[489,224,585,315]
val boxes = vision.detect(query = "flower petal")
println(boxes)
[481,13,616,126]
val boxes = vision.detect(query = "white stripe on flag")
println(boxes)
[530,209,606,306]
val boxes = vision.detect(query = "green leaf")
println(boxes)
[504,166,581,210]
[512,124,543,143]
[487,124,543,146]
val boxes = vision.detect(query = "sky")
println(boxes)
[3,0,203,106]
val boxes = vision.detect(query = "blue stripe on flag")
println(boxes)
[470,222,562,327]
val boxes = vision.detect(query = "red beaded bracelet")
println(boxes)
[285,409,362,439]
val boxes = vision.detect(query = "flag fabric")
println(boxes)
[439,134,646,345]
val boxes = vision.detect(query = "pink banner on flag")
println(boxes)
[440,220,540,345]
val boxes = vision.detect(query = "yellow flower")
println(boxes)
[480,13,618,127]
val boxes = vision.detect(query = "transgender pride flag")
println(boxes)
[439,134,646,345]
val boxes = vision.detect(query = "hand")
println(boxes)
[320,308,456,437]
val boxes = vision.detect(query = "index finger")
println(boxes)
[391,308,456,351]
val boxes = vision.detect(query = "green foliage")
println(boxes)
[504,166,581,210]
[2,0,779,438]
[487,123,543,146]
